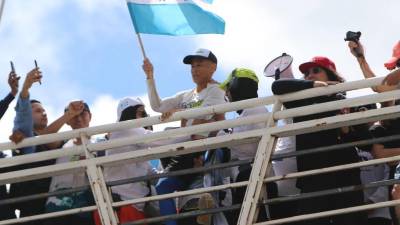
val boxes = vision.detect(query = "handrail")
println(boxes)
[0,76,397,225]
[0,76,386,152]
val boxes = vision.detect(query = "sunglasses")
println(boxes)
[137,110,148,118]
[304,67,323,77]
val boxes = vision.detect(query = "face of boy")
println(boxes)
[67,110,91,129]
[190,58,216,85]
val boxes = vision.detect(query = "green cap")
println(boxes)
[220,68,259,90]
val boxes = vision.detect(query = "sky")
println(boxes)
[0,0,399,144]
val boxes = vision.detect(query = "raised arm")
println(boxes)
[348,41,396,92]
[10,68,41,154]
[0,71,20,120]
[38,101,85,149]
[142,58,183,112]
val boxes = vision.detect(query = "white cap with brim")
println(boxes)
[183,48,217,64]
[117,97,144,121]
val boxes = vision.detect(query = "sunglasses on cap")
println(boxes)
[304,67,323,77]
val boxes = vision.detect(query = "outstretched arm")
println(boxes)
[142,58,183,112]
[39,101,86,149]
[10,68,41,154]
[348,41,396,92]
[0,72,20,120]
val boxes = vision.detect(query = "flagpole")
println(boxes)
[136,33,147,59]
[0,0,6,26]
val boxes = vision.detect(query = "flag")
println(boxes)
[127,0,225,36]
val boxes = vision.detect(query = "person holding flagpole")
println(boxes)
[142,49,226,225]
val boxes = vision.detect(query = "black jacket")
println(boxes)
[272,79,360,190]
[0,93,14,120]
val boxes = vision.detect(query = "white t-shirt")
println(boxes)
[358,150,391,219]
[230,106,268,161]
[147,80,226,137]
[147,80,226,114]
[46,138,94,210]
[48,139,92,192]
[104,127,176,211]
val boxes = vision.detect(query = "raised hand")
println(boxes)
[348,41,365,58]
[8,71,20,96]
[20,68,42,99]
[9,130,26,144]
[65,101,85,119]
[142,58,154,80]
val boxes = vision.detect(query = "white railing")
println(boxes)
[0,77,398,225]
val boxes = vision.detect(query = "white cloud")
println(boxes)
[199,0,399,98]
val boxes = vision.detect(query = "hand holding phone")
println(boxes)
[9,61,20,96]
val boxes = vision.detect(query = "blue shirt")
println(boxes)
[13,96,35,154]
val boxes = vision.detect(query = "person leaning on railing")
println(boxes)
[0,67,19,221]
[142,49,226,225]
[341,104,392,225]
[43,101,95,225]
[98,97,176,225]
[7,67,85,225]
[0,70,19,121]
[349,40,400,224]
[219,68,278,224]
[271,56,367,225]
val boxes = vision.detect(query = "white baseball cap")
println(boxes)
[183,48,217,64]
[117,97,144,121]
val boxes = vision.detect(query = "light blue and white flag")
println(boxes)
[126,0,225,36]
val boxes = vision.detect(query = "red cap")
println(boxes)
[384,41,400,70]
[299,56,337,74]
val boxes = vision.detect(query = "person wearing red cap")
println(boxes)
[348,41,399,92]
[382,44,400,87]
[271,56,366,225]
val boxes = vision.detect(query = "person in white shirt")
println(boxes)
[358,150,392,225]
[142,48,226,138]
[44,102,95,225]
[142,49,226,225]
[102,97,173,224]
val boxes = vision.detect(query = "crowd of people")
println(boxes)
[0,40,399,225]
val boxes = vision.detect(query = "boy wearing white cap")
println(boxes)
[142,49,226,225]
[99,97,175,224]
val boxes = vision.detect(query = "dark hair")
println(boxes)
[30,99,41,104]
[321,68,345,83]
[119,105,146,122]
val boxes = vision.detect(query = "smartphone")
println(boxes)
[34,59,41,85]
[10,61,15,73]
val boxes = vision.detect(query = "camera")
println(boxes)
[344,31,361,42]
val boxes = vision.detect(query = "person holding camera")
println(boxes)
[348,40,398,92]
[271,56,367,225]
